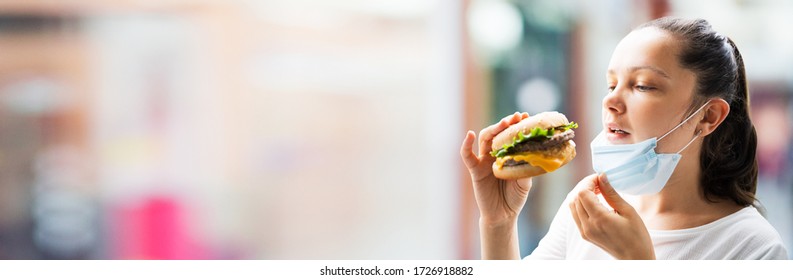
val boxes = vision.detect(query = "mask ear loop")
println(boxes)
[676,129,702,153]
[658,101,710,142]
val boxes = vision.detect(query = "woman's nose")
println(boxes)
[602,87,625,115]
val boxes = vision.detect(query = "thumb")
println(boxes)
[597,173,630,213]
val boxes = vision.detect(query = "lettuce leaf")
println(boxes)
[490,122,578,158]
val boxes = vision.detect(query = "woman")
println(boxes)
[460,17,788,259]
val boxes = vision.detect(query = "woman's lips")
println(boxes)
[605,124,631,143]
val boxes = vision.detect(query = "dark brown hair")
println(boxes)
[638,17,758,206]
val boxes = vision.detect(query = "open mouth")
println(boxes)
[609,128,630,135]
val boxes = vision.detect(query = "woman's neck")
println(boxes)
[635,153,742,230]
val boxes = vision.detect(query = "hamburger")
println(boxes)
[490,111,578,180]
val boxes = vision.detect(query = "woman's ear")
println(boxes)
[699,98,730,137]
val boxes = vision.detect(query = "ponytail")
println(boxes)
[700,38,758,206]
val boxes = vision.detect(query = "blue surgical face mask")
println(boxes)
[590,102,709,195]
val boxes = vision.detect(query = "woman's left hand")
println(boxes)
[569,174,655,260]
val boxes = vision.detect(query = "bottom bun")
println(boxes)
[492,141,576,180]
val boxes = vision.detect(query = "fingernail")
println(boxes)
[600,173,609,184]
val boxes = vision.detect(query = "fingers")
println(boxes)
[597,173,630,213]
[515,177,532,191]
[578,188,609,218]
[569,200,583,234]
[569,198,588,238]
[570,174,601,239]
[477,112,525,157]
[573,174,608,215]
[574,198,589,220]
[460,130,479,169]
[462,112,528,169]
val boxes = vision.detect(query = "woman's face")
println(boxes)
[603,27,699,153]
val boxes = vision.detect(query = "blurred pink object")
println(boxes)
[113,195,208,260]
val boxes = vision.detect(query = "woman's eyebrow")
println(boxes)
[607,66,672,79]
[630,66,672,79]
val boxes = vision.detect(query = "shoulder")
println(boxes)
[724,207,780,238]
[714,207,788,259]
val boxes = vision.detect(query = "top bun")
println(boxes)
[491,111,571,150]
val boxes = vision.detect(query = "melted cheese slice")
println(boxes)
[496,152,565,172]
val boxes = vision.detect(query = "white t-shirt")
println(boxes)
[524,189,789,260]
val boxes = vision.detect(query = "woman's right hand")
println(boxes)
[460,112,532,227]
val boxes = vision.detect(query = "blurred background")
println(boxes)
[0,0,791,259]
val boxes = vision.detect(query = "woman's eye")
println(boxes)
[636,85,655,92]
[607,85,615,92]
